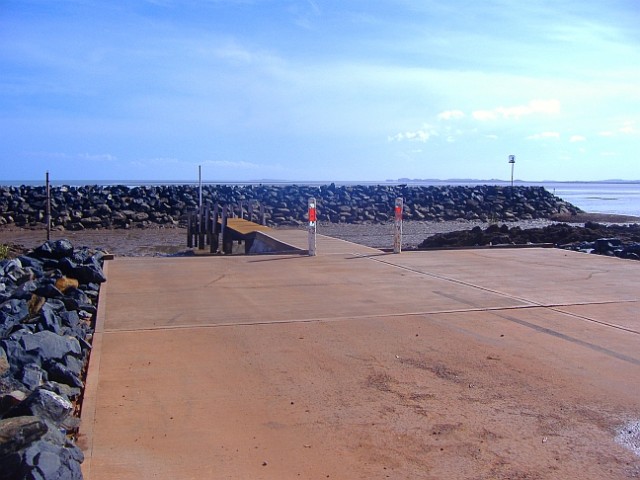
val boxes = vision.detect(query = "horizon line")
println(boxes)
[1,178,640,185]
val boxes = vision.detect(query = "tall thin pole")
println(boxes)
[45,171,51,241]
[508,155,515,189]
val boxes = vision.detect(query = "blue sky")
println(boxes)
[1,0,639,182]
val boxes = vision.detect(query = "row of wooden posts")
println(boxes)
[188,197,405,256]
[187,201,266,254]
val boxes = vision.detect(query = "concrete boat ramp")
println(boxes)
[78,230,640,479]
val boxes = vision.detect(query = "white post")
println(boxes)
[308,197,317,256]
[393,197,403,254]
[508,155,515,189]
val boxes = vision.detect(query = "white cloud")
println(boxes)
[597,122,637,137]
[388,127,438,142]
[130,157,181,168]
[472,110,497,121]
[437,109,465,120]
[24,151,117,162]
[485,134,499,140]
[526,132,560,140]
[78,153,116,162]
[306,0,321,15]
[619,122,636,134]
[569,135,586,142]
[473,99,561,121]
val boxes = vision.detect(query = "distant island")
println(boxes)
[393,178,640,184]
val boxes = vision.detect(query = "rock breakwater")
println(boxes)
[0,184,581,229]
[0,240,107,479]
[418,222,640,260]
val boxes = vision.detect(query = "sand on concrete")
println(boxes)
[78,244,640,479]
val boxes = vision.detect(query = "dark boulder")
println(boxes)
[20,330,82,365]
[3,388,73,425]
[0,439,84,480]
[29,240,74,260]
[418,222,640,261]
[0,415,48,457]
[59,256,106,285]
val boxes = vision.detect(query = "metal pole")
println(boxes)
[45,171,51,241]
[508,155,515,189]
[308,197,317,256]
[393,197,403,254]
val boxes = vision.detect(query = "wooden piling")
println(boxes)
[187,213,193,248]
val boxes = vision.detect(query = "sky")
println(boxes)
[1,0,639,182]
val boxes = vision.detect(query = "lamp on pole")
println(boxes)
[508,155,515,189]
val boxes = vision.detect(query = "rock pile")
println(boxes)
[418,222,640,260]
[0,239,107,479]
[0,184,581,229]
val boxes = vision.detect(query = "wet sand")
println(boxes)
[1,213,638,257]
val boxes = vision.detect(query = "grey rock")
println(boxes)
[29,240,74,260]
[0,416,48,457]
[5,388,73,425]
[20,330,82,362]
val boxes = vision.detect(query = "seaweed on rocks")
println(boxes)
[0,239,107,479]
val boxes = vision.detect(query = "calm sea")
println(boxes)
[537,182,640,217]
[1,180,639,217]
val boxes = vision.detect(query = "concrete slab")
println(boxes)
[555,302,640,333]
[378,248,639,305]
[79,246,640,479]
[266,228,383,255]
[99,253,532,332]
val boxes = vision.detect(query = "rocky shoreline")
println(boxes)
[0,184,582,229]
[418,222,640,260]
[0,240,106,479]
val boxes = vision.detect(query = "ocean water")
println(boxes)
[1,179,638,217]
[540,182,640,217]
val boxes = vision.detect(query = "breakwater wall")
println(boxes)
[0,240,107,478]
[0,184,581,229]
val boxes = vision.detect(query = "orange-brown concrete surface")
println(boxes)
[78,241,640,479]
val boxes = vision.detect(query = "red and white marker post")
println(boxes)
[393,197,403,254]
[308,197,317,256]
